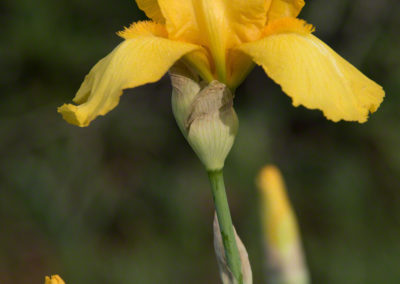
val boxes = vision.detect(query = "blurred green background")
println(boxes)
[1,0,400,283]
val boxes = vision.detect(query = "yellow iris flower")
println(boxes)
[58,0,384,127]
[45,275,65,284]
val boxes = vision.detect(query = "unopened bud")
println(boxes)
[171,73,238,171]
[257,166,310,284]
[213,213,252,284]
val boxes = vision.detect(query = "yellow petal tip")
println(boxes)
[257,165,285,195]
[263,18,315,38]
[45,275,65,284]
[57,104,89,127]
[239,30,384,124]
[257,165,296,248]
[320,84,385,124]
[117,21,167,39]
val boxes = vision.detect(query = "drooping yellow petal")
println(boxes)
[158,0,269,81]
[58,22,199,127]
[237,18,384,123]
[268,0,305,21]
[45,275,65,284]
[135,0,165,23]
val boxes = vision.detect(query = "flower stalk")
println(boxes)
[170,68,244,283]
[209,170,243,284]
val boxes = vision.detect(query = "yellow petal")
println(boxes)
[158,0,269,81]
[268,0,305,21]
[182,49,214,83]
[237,19,384,123]
[45,275,65,284]
[136,0,165,23]
[58,22,199,127]
[157,0,199,43]
[226,0,271,42]
[158,0,268,44]
[226,49,254,90]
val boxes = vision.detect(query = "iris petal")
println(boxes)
[158,0,268,45]
[237,19,384,123]
[58,22,199,127]
[268,0,305,21]
[158,0,269,81]
[136,0,165,23]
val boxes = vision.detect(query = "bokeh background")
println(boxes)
[1,0,400,283]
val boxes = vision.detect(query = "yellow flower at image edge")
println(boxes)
[58,0,385,127]
[45,275,65,284]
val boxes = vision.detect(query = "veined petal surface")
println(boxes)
[226,0,271,42]
[268,0,305,21]
[58,22,199,127]
[158,0,269,80]
[157,0,199,44]
[136,0,165,23]
[237,19,384,123]
[158,0,269,47]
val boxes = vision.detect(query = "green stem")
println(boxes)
[208,169,243,284]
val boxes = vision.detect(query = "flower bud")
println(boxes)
[213,213,252,284]
[171,72,238,171]
[257,166,310,284]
